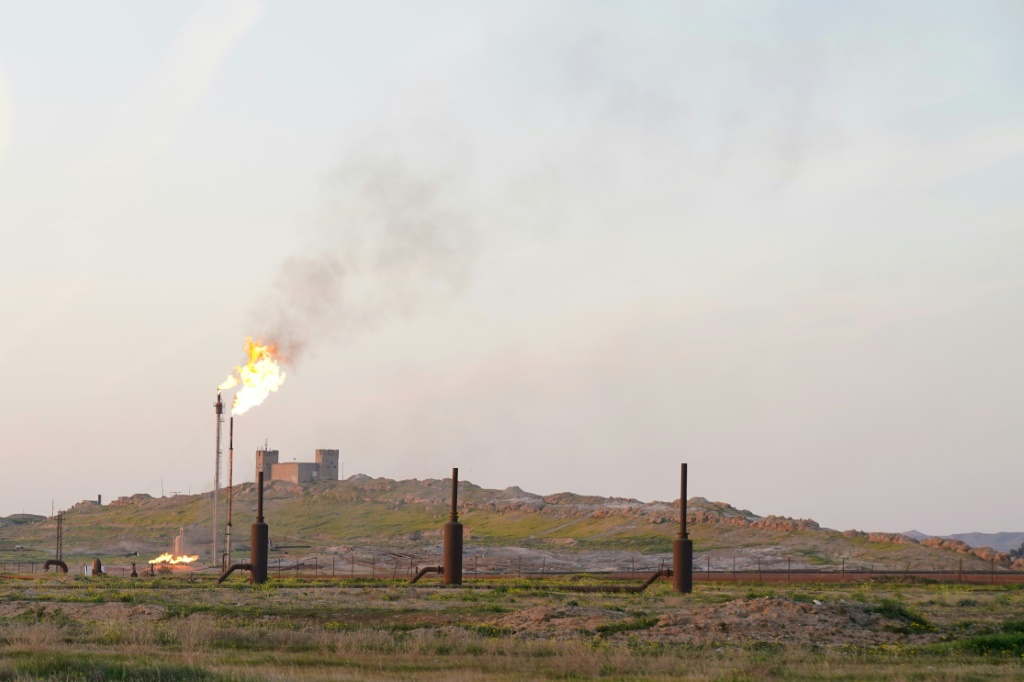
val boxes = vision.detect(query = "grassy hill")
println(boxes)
[0,475,1016,572]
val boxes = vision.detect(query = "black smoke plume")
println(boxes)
[251,155,476,365]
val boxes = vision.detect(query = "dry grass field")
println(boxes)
[0,574,1023,680]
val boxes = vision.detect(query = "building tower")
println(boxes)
[315,449,340,481]
[256,449,279,482]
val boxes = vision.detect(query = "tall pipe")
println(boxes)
[443,467,463,585]
[226,417,234,569]
[673,463,693,593]
[213,393,223,567]
[257,469,264,521]
[251,469,268,584]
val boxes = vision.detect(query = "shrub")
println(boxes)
[1001,620,1024,634]
[869,598,935,633]
[595,616,658,635]
[952,632,1024,656]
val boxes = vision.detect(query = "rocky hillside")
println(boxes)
[0,476,1018,571]
[906,530,1024,554]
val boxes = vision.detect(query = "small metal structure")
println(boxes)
[173,528,186,557]
[672,463,693,593]
[443,467,463,586]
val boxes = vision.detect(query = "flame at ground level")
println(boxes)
[149,553,199,565]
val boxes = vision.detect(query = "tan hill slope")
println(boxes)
[0,475,1017,572]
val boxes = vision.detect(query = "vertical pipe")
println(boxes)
[681,463,686,537]
[251,469,268,584]
[451,468,458,517]
[443,467,463,585]
[213,393,223,567]
[673,463,693,593]
[257,469,264,521]
[226,417,233,569]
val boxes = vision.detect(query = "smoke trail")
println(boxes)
[251,155,476,365]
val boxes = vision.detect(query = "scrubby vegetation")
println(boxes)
[0,576,1023,680]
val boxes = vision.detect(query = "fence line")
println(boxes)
[3,552,1021,585]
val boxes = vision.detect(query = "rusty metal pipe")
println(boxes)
[217,563,252,585]
[681,463,687,538]
[673,463,693,594]
[638,567,672,592]
[251,469,268,584]
[409,565,443,584]
[566,569,672,594]
[257,469,264,522]
[443,467,463,586]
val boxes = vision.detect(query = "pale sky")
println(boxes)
[1,1,1021,535]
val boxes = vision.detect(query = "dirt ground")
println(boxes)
[494,597,924,646]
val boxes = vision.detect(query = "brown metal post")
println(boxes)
[250,469,268,584]
[672,463,693,593]
[443,467,463,585]
[226,417,234,569]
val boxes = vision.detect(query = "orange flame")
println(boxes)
[148,553,199,565]
[218,337,287,416]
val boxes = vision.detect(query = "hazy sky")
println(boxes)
[1,1,1022,535]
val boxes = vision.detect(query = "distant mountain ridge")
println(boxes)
[905,530,1024,554]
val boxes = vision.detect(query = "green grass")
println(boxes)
[9,653,213,681]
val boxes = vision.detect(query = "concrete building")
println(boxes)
[256,448,339,484]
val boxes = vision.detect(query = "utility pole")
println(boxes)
[214,392,223,566]
[226,417,234,569]
[56,511,64,562]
